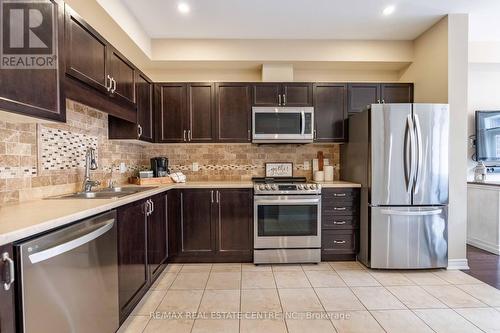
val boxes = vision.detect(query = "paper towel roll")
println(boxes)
[314,171,325,182]
[324,165,334,182]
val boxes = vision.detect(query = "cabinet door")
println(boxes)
[0,0,65,122]
[215,83,252,142]
[347,83,380,114]
[107,47,136,105]
[167,190,181,259]
[282,83,313,106]
[136,73,153,142]
[180,190,215,256]
[117,200,148,317]
[187,83,215,142]
[157,84,187,143]
[253,84,281,106]
[380,83,414,104]
[0,244,16,333]
[148,194,167,281]
[313,83,347,142]
[215,189,253,261]
[65,5,108,94]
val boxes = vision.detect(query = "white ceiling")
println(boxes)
[116,0,500,41]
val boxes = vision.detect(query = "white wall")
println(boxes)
[447,14,470,269]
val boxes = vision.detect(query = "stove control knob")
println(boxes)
[265,184,271,190]
[298,184,304,190]
[271,184,278,190]
[259,184,266,191]
[309,184,316,190]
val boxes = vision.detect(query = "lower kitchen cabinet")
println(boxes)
[117,199,149,319]
[169,188,253,263]
[147,194,168,281]
[321,188,360,261]
[0,244,16,333]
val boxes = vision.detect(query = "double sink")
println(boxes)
[48,186,157,199]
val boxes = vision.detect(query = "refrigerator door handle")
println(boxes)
[380,208,443,216]
[413,114,423,195]
[405,115,417,193]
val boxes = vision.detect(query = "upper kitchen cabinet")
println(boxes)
[64,4,136,122]
[313,83,347,142]
[108,71,153,142]
[347,83,414,114]
[0,0,66,122]
[347,83,380,114]
[253,83,312,107]
[215,83,252,142]
[380,83,414,104]
[188,83,216,142]
[156,83,187,143]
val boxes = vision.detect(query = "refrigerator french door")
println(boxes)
[343,103,449,269]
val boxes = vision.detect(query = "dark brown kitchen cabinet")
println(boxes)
[147,194,168,281]
[253,83,312,107]
[0,0,66,122]
[215,83,252,142]
[347,83,414,114]
[313,83,347,142]
[188,83,216,142]
[117,199,148,320]
[380,83,414,104]
[169,188,253,263]
[156,83,187,142]
[108,71,153,141]
[215,189,253,261]
[107,47,136,106]
[0,244,16,333]
[179,189,215,257]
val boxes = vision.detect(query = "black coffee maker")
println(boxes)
[150,157,169,177]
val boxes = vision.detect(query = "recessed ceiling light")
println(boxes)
[383,5,395,16]
[177,2,190,14]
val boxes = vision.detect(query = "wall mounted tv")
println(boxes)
[476,110,500,162]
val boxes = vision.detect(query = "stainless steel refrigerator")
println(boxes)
[342,103,449,269]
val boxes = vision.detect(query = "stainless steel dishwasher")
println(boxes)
[17,211,119,333]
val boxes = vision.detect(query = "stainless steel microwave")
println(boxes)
[252,107,314,143]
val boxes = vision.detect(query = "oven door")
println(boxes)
[252,107,314,143]
[254,195,321,248]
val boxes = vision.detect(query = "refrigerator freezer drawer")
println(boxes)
[370,206,448,269]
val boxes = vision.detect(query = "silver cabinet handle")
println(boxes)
[333,193,347,197]
[247,129,251,141]
[377,99,381,104]
[29,220,115,264]
[188,129,192,141]
[112,78,117,93]
[333,221,346,225]
[150,199,154,213]
[2,252,14,291]
[137,125,143,138]
[216,190,220,204]
[211,190,214,203]
[183,130,187,142]
[283,94,286,106]
[106,75,112,92]
[333,207,347,211]
[333,240,346,244]
[314,130,317,140]
[278,94,282,106]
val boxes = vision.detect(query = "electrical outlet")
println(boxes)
[304,161,310,170]
[119,162,126,174]
[192,162,199,172]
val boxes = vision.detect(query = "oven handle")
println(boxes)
[254,199,321,205]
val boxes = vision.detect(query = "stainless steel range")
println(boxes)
[253,177,321,264]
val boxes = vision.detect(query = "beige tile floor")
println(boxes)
[118,262,500,333]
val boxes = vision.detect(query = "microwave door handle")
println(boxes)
[301,111,305,135]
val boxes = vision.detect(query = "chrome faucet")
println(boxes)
[83,147,100,192]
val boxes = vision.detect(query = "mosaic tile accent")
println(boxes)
[0,166,37,179]
[38,125,98,171]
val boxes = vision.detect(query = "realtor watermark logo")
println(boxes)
[0,0,56,69]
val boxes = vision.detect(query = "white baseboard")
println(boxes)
[467,237,500,255]
[447,258,469,270]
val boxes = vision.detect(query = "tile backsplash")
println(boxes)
[0,100,340,205]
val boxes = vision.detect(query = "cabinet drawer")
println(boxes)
[323,204,358,216]
[322,188,359,202]
[322,230,356,254]
[322,215,357,230]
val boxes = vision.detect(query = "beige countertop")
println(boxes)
[0,180,359,246]
[315,181,361,188]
